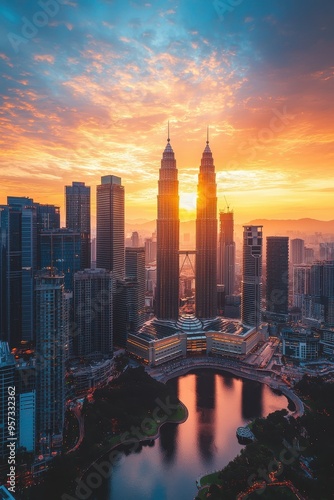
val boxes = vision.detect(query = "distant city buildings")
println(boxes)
[65,181,91,269]
[241,226,263,327]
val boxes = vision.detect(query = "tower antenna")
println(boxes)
[207,125,209,145]
[167,121,170,143]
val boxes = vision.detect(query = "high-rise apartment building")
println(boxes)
[156,133,179,321]
[196,137,217,319]
[74,268,113,357]
[144,236,157,265]
[65,182,91,269]
[293,265,311,308]
[218,209,235,296]
[310,261,334,327]
[290,238,305,265]
[319,242,334,261]
[96,176,125,281]
[266,236,289,315]
[35,270,67,456]
[241,226,263,327]
[125,247,146,333]
[0,342,15,459]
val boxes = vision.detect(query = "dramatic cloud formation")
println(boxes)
[1,0,333,224]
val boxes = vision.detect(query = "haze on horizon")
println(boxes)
[1,0,333,224]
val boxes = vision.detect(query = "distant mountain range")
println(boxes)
[123,218,334,240]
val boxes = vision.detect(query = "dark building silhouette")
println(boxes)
[196,135,217,319]
[0,197,37,346]
[96,175,125,281]
[74,268,113,357]
[241,226,263,327]
[156,131,179,321]
[266,236,289,315]
[65,181,91,269]
[218,209,235,296]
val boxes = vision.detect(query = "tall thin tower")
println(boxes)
[218,208,235,295]
[196,131,217,319]
[96,176,125,281]
[65,181,91,269]
[156,126,179,321]
[241,226,263,327]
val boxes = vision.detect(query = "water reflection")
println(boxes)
[241,379,263,420]
[195,370,216,462]
[86,370,289,500]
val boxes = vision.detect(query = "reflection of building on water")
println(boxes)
[160,378,179,464]
[241,379,263,420]
[196,371,216,462]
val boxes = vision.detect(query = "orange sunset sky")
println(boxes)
[1,0,334,225]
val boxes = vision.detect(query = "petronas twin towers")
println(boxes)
[156,130,217,321]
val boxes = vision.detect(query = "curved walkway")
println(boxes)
[148,357,304,418]
[67,405,85,454]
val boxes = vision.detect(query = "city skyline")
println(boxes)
[1,0,334,224]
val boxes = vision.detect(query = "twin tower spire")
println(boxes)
[156,125,217,321]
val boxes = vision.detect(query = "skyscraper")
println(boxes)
[266,236,289,315]
[241,226,263,327]
[39,228,81,291]
[156,131,179,321]
[0,197,37,347]
[65,181,91,269]
[290,238,305,265]
[126,247,146,333]
[96,175,125,281]
[74,268,113,357]
[196,135,217,319]
[35,270,67,456]
[218,209,235,296]
[293,265,311,308]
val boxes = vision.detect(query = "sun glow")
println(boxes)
[179,192,197,212]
